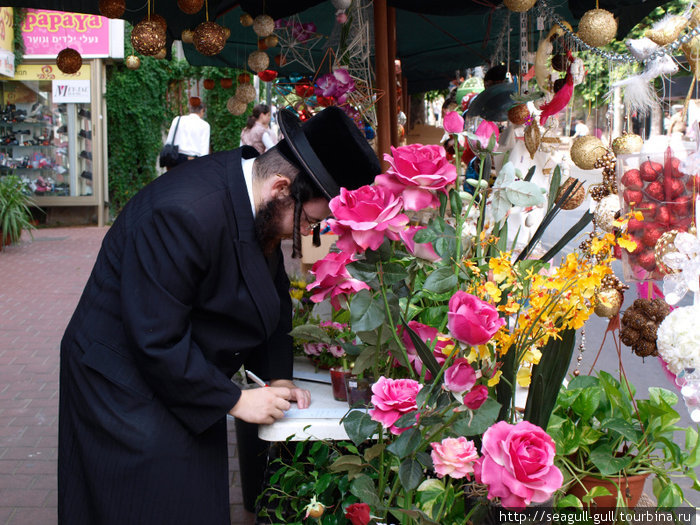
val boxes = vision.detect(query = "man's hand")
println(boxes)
[228,387,291,424]
[270,379,311,409]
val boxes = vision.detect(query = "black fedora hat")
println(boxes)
[277,106,380,200]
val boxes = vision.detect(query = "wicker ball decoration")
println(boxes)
[524,122,541,159]
[193,21,227,56]
[556,177,586,210]
[570,135,606,170]
[131,20,166,56]
[153,48,167,60]
[227,96,248,115]
[507,104,530,126]
[145,13,167,36]
[594,287,624,318]
[181,29,194,44]
[253,15,275,37]
[612,133,643,156]
[248,50,270,72]
[645,16,688,46]
[594,194,620,233]
[125,55,141,70]
[177,0,204,15]
[235,83,256,104]
[654,230,681,275]
[503,0,537,12]
[56,48,82,74]
[98,0,125,19]
[240,13,254,27]
[577,9,617,48]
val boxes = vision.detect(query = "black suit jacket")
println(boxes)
[58,147,293,525]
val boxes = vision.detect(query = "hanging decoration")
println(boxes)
[276,16,322,72]
[240,13,254,27]
[646,14,688,46]
[555,177,585,210]
[248,50,270,72]
[181,29,194,44]
[56,47,82,74]
[235,83,256,103]
[177,0,204,15]
[153,47,167,59]
[193,21,226,56]
[258,70,278,82]
[125,55,141,70]
[98,0,125,19]
[203,78,215,90]
[264,34,279,48]
[524,120,541,159]
[131,20,165,56]
[503,0,536,13]
[145,13,167,35]
[238,73,251,84]
[253,15,275,37]
[612,133,643,156]
[331,0,352,23]
[507,104,530,125]
[220,78,233,89]
[227,97,248,115]
[570,136,606,171]
[576,8,617,48]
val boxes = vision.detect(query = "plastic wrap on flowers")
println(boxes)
[675,368,700,422]
[617,144,696,281]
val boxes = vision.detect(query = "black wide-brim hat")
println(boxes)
[278,106,380,200]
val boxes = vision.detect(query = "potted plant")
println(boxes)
[0,174,36,248]
[548,371,700,510]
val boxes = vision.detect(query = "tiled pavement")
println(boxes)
[0,227,256,525]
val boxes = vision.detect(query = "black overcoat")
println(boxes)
[58,147,293,525]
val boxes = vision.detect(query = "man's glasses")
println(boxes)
[301,208,325,230]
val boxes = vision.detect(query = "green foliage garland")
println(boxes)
[201,66,249,152]
[12,8,25,69]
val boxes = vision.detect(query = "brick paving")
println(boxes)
[0,227,256,525]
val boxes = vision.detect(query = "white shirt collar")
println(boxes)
[242,157,256,217]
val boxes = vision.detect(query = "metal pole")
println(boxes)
[373,0,391,169]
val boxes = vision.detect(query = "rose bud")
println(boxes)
[640,160,662,182]
[623,189,644,205]
[621,168,643,189]
[645,181,665,201]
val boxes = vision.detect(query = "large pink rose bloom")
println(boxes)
[307,251,370,310]
[399,226,441,262]
[447,291,504,346]
[328,185,408,254]
[397,320,448,379]
[369,376,422,435]
[375,144,457,211]
[431,436,479,479]
[474,421,563,510]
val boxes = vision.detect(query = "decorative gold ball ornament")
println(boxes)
[690,7,700,29]
[264,34,279,48]
[131,20,166,56]
[193,21,227,56]
[612,133,643,156]
[252,15,275,37]
[577,9,617,48]
[98,0,125,18]
[248,50,270,72]
[524,123,541,159]
[507,104,530,126]
[654,230,681,275]
[56,48,82,74]
[181,29,194,44]
[153,47,167,60]
[503,0,537,12]
[235,83,256,104]
[224,27,231,39]
[125,55,141,70]
[144,13,167,36]
[594,194,621,233]
[556,177,586,210]
[646,16,688,46]
[177,0,204,15]
[240,13,254,27]
[683,36,700,79]
[594,287,624,318]
[570,135,607,170]
[227,96,248,115]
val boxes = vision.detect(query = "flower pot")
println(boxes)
[329,367,351,402]
[567,473,649,509]
[345,375,373,408]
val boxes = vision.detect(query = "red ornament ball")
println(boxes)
[627,218,646,232]
[56,48,82,74]
[238,73,251,84]
[131,20,166,56]
[640,160,662,182]
[623,189,643,206]
[621,168,642,190]
[193,21,227,56]
[257,70,278,82]
[644,181,665,201]
[177,0,204,15]
[665,178,685,200]
[636,250,657,271]
[636,201,656,220]
[655,205,671,225]
[203,78,215,90]
[98,0,125,18]
[669,195,692,215]
[641,226,663,247]
[220,78,233,89]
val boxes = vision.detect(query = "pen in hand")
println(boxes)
[245,370,268,388]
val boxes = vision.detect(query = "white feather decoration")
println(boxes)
[612,74,658,115]
[626,37,659,60]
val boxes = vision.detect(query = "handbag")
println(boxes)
[159,116,181,168]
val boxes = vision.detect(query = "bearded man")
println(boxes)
[58,107,379,524]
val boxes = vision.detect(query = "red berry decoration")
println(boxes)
[295,83,314,98]
[623,189,644,205]
[640,160,662,182]
[645,181,665,201]
[667,156,684,178]
[621,168,643,189]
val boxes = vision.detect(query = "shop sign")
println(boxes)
[14,63,90,80]
[22,9,110,57]
[0,7,14,54]
[53,79,90,103]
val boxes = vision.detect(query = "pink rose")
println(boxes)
[345,502,371,525]
[443,111,465,134]
[471,120,500,149]
[430,436,479,479]
[369,376,422,435]
[307,251,370,310]
[475,421,563,509]
[399,226,441,262]
[374,144,457,211]
[444,358,476,393]
[463,384,489,409]
[397,321,448,379]
[447,291,504,346]
[303,342,324,357]
[328,345,345,358]
[328,185,409,254]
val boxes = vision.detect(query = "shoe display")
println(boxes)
[80,170,92,180]
[57,125,67,134]
[78,108,91,119]
[78,129,91,140]
[79,150,92,161]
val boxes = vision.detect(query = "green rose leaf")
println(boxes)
[386,427,423,459]
[289,323,331,344]
[329,455,363,473]
[347,260,379,283]
[352,344,377,376]
[350,290,386,332]
[399,457,424,491]
[423,266,458,295]
[452,397,500,436]
[380,262,408,285]
[343,409,379,446]
[350,473,381,508]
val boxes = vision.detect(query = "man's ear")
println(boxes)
[269,173,291,198]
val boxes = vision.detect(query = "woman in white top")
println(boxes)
[240,104,277,154]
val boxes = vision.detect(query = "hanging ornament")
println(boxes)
[253,15,275,37]
[524,122,541,159]
[556,177,586,210]
[131,20,166,56]
[264,34,279,48]
[503,0,536,12]
[593,194,620,233]
[683,36,700,79]
[220,78,233,89]
[98,0,125,19]
[594,287,623,318]
[203,78,215,90]
[177,0,204,15]
[645,15,688,46]
[224,28,231,39]
[331,0,351,8]
[235,83,256,104]
[181,29,194,44]
[570,136,606,170]
[507,104,530,126]
[125,55,141,70]
[144,13,167,36]
[612,133,643,156]
[189,96,201,107]
[153,47,167,60]
[240,13,254,27]
[248,50,270,72]
[258,70,278,82]
[258,38,269,51]
[577,9,617,48]
[620,298,670,357]
[238,73,251,84]
[654,230,681,275]
[227,96,248,115]
[193,21,227,56]
[56,48,82,74]
[690,7,700,29]
[274,54,286,67]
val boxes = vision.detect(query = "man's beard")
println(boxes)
[254,195,293,257]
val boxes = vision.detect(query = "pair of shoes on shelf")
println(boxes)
[57,125,67,134]
[80,170,92,180]
[79,150,92,161]
[78,129,91,140]
[78,108,91,119]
